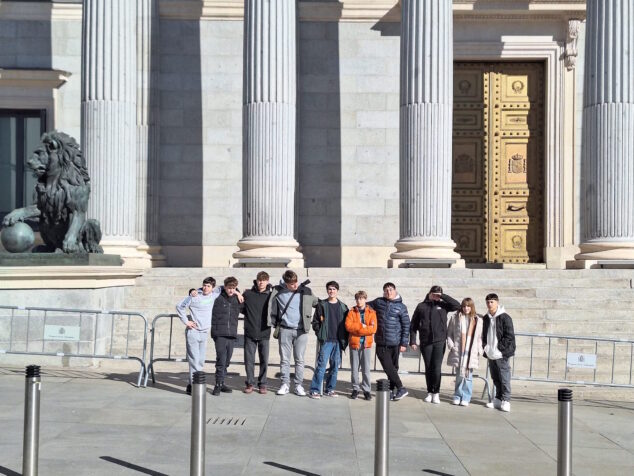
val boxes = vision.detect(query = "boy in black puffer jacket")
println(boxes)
[210,276,243,396]
[368,282,410,401]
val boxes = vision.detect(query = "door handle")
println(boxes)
[507,205,526,212]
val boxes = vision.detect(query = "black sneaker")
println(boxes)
[363,391,372,401]
[186,384,192,395]
[212,385,221,396]
[350,390,359,400]
[392,387,409,401]
[220,385,233,393]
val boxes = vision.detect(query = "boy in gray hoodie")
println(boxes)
[176,276,221,394]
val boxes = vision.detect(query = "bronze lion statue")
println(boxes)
[2,131,103,253]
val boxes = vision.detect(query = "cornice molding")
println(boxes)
[0,1,586,22]
[0,69,70,89]
[0,1,82,21]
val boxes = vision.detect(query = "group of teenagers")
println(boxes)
[176,270,516,411]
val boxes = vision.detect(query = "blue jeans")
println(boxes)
[454,370,473,403]
[310,341,340,394]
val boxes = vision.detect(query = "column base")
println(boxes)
[100,240,151,268]
[233,238,304,268]
[136,243,167,268]
[570,241,634,268]
[388,238,462,268]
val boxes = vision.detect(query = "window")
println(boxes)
[0,109,46,221]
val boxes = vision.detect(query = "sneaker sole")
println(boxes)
[393,391,409,401]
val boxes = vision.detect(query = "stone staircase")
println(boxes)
[122,267,634,385]
[124,267,634,338]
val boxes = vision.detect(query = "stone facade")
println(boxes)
[5,0,632,270]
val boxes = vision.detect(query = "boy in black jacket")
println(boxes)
[482,293,516,412]
[242,271,272,394]
[210,276,243,396]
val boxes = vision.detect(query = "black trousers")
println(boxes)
[376,345,402,390]
[421,341,446,393]
[214,336,236,386]
[244,336,270,387]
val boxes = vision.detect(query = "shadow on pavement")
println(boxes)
[100,456,168,476]
[263,461,320,476]
[0,465,20,476]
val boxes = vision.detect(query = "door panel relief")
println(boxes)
[452,63,544,264]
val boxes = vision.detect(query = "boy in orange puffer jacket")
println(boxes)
[345,290,378,400]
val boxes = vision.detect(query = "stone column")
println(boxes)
[82,0,140,265]
[136,0,165,267]
[233,0,304,266]
[390,0,462,266]
[576,0,634,264]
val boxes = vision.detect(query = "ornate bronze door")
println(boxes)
[452,63,544,264]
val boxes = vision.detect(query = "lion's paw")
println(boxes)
[2,209,26,227]
[63,239,80,254]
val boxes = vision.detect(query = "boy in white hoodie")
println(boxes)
[482,293,516,412]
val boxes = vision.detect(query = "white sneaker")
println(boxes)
[451,397,461,405]
[460,400,469,407]
[424,393,433,403]
[294,386,306,397]
[432,393,440,404]
[276,383,289,395]
[500,400,511,412]
[486,397,501,409]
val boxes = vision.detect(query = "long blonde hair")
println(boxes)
[461,297,477,318]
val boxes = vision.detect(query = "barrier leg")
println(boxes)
[23,365,41,476]
[190,371,206,476]
[374,379,389,476]
[557,388,573,476]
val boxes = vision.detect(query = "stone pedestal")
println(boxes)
[81,0,140,267]
[233,0,304,267]
[575,0,634,265]
[390,0,462,267]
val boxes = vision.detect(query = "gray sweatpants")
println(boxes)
[279,328,308,388]
[186,328,208,384]
[350,347,372,393]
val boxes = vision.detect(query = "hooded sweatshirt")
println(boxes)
[243,282,272,340]
[483,305,516,359]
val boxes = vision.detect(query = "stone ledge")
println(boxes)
[0,266,145,289]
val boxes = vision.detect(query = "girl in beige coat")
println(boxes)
[446,298,484,406]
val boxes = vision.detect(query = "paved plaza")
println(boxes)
[1,366,633,476]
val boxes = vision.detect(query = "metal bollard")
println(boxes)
[557,388,573,476]
[190,371,206,476]
[374,379,390,476]
[23,365,41,476]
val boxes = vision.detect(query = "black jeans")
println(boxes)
[213,336,236,386]
[244,336,270,387]
[421,341,445,393]
[376,345,402,390]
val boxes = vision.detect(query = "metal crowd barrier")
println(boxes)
[0,305,148,387]
[511,332,634,388]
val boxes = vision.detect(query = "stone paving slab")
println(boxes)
[0,368,633,476]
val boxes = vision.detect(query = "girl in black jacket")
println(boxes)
[410,285,460,403]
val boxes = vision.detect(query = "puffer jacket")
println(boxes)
[210,290,242,338]
[345,306,378,350]
[446,312,484,370]
[311,299,349,350]
[267,281,318,333]
[368,296,410,347]
[409,294,461,346]
[482,306,516,359]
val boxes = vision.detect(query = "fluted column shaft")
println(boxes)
[136,0,160,246]
[234,0,303,264]
[82,0,137,246]
[578,0,634,261]
[391,0,460,262]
